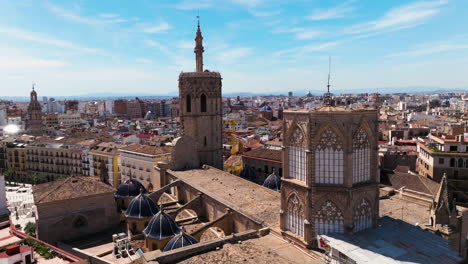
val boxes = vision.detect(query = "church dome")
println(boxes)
[263,170,282,192]
[115,179,147,198]
[125,192,159,219]
[240,165,257,181]
[143,211,180,240]
[162,229,198,251]
[259,105,273,112]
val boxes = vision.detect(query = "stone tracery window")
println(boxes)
[315,127,344,184]
[352,128,371,184]
[315,200,344,234]
[285,193,304,237]
[353,198,372,232]
[186,94,191,112]
[288,127,306,182]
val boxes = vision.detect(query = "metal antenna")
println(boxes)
[327,56,331,94]
[197,10,200,27]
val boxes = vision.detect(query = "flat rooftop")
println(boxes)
[179,234,325,264]
[169,166,281,228]
[321,216,462,264]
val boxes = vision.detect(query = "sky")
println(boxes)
[0,0,468,97]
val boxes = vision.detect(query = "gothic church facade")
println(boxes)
[280,105,379,248]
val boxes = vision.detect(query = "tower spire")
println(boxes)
[324,56,333,106]
[194,16,204,73]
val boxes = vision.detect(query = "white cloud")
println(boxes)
[135,58,153,64]
[230,0,265,8]
[387,41,468,57]
[175,0,214,10]
[0,56,66,70]
[345,0,447,35]
[0,27,101,54]
[273,27,322,40]
[99,13,119,18]
[275,42,340,57]
[307,3,353,20]
[141,22,171,33]
[216,47,252,64]
[176,41,194,49]
[249,9,281,18]
[46,3,128,25]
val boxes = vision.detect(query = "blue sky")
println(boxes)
[0,0,467,96]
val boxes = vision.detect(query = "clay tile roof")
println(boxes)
[120,144,172,156]
[33,176,115,204]
[242,148,282,162]
[387,169,439,196]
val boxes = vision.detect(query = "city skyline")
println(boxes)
[1,0,468,96]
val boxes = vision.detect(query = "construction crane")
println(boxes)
[224,119,241,156]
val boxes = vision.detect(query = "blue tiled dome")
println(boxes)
[125,192,159,219]
[263,170,281,192]
[143,211,180,240]
[115,179,147,198]
[163,230,198,251]
[240,165,257,181]
[260,105,273,112]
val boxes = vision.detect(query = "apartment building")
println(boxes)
[417,133,468,206]
[89,142,123,187]
[119,144,171,190]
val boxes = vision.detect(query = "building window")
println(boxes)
[285,193,304,237]
[288,127,306,182]
[352,128,371,184]
[450,146,458,151]
[450,158,456,167]
[201,94,207,112]
[458,158,464,168]
[264,165,268,173]
[315,127,344,184]
[186,94,191,112]
[439,158,444,164]
[315,200,344,234]
[353,198,372,232]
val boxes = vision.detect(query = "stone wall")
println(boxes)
[36,192,120,245]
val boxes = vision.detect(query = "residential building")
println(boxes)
[89,142,123,187]
[119,144,172,190]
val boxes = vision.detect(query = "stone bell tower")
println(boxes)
[280,102,379,248]
[178,19,223,169]
[27,84,43,136]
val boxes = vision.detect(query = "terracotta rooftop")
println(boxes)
[285,106,376,113]
[120,144,172,156]
[169,166,281,228]
[385,169,439,196]
[33,176,115,204]
[242,148,282,162]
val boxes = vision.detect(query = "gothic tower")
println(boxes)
[280,104,379,248]
[178,20,223,169]
[27,85,43,136]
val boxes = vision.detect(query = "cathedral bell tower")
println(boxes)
[26,84,43,136]
[177,19,223,169]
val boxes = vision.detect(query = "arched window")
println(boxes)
[353,128,371,184]
[315,127,344,184]
[353,198,372,232]
[186,94,191,112]
[450,158,456,167]
[285,194,304,237]
[315,200,344,234]
[201,94,207,112]
[204,136,207,146]
[288,127,306,182]
[458,158,464,168]
[465,159,468,168]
